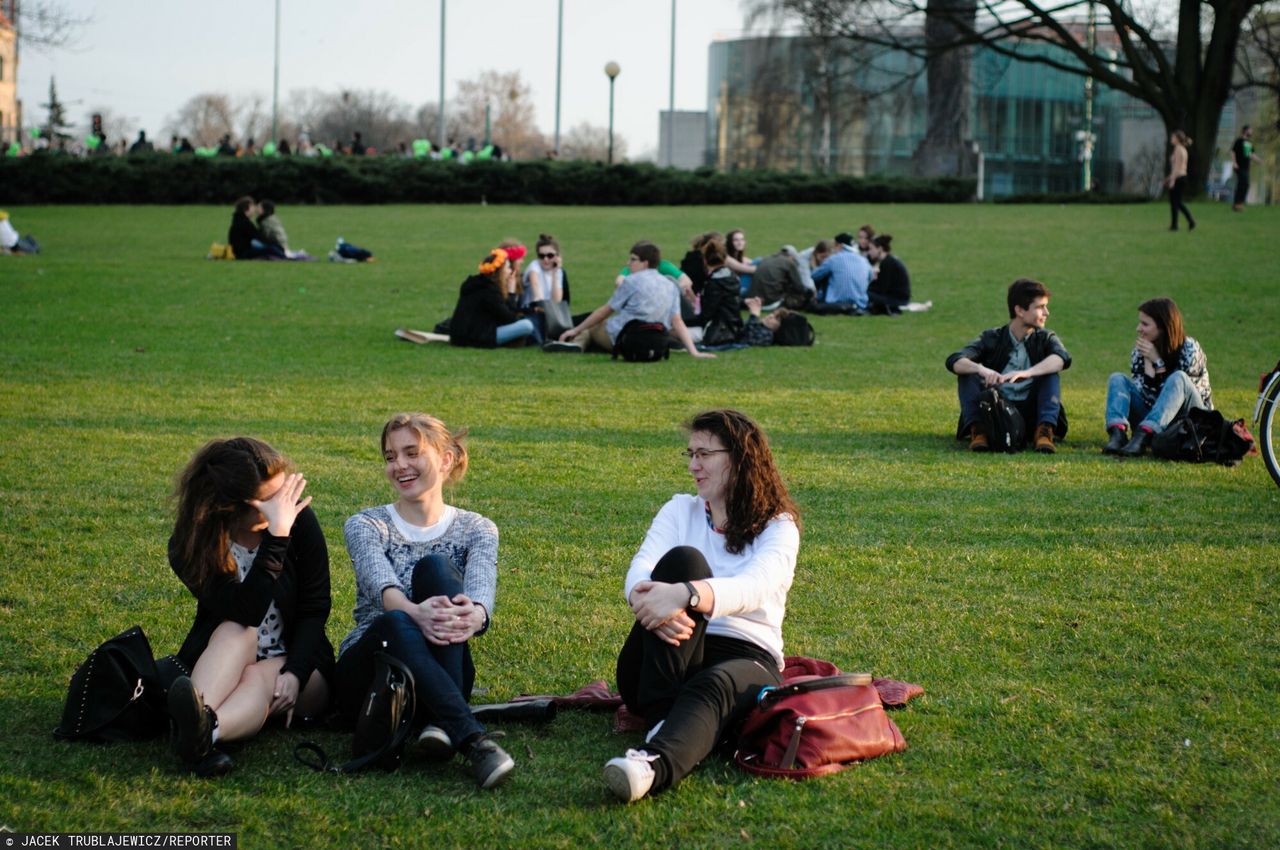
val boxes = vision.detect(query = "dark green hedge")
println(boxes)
[994,190,1152,204]
[0,154,976,205]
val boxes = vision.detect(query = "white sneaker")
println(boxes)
[603,749,659,803]
[414,725,453,761]
[644,720,664,743]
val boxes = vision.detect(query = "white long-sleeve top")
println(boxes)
[624,494,799,669]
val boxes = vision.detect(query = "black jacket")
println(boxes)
[170,506,334,686]
[945,324,1072,374]
[227,212,260,260]
[449,275,520,348]
[868,255,911,307]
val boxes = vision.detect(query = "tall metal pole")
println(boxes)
[554,0,564,154]
[271,0,281,145]
[1082,0,1096,191]
[438,0,447,146]
[666,0,675,167]
[605,62,620,164]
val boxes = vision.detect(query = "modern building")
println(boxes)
[657,110,709,169]
[705,32,1186,197]
[0,0,19,146]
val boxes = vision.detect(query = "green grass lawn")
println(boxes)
[1,202,1277,849]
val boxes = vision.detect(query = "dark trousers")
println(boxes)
[335,554,483,747]
[957,372,1064,435]
[1234,171,1250,206]
[1169,178,1194,229]
[615,546,781,793]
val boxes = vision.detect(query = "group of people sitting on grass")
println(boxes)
[945,278,1212,456]
[162,407,798,806]
[444,225,914,358]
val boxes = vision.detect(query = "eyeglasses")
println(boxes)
[538,252,558,259]
[681,448,729,461]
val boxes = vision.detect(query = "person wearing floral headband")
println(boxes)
[447,247,541,349]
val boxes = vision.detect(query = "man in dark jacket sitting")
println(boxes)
[945,278,1070,453]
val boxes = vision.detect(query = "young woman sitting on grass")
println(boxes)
[604,409,801,803]
[1103,296,1212,457]
[448,248,541,348]
[166,437,334,777]
[724,228,757,294]
[334,413,515,789]
[523,234,571,306]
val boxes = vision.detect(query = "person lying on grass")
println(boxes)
[167,437,335,777]
[334,413,515,790]
[604,409,800,803]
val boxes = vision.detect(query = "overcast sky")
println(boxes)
[16,0,756,157]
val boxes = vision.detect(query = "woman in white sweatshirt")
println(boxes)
[603,409,801,803]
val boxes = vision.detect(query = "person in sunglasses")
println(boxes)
[603,409,801,802]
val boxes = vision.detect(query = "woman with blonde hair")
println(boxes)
[1166,130,1195,232]
[167,437,334,776]
[335,413,515,789]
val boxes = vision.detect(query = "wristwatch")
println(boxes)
[1153,358,1166,370]
[683,581,701,610]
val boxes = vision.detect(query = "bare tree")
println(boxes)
[10,0,91,51]
[561,121,628,162]
[288,88,416,151]
[163,93,239,147]
[453,70,547,158]
[750,0,1275,195]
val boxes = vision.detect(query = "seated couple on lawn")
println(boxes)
[164,409,800,806]
[226,197,312,261]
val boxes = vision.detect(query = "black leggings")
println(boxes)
[1169,178,1194,229]
[615,546,781,793]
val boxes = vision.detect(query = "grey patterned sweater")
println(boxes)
[339,505,498,656]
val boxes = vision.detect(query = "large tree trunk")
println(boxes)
[913,0,977,177]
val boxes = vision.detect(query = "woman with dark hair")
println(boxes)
[227,197,263,259]
[335,413,515,789]
[1103,297,1212,456]
[523,234,571,305]
[603,409,801,803]
[448,247,541,348]
[167,437,334,777]
[697,237,744,346]
[724,228,757,294]
[866,234,911,315]
[1166,131,1196,232]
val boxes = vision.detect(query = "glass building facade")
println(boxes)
[706,34,1166,197]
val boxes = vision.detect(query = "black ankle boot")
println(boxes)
[1103,427,1128,455]
[1119,428,1152,457]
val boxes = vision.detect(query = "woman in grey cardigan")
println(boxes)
[334,412,515,789]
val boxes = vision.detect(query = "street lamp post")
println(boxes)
[554,0,564,154]
[438,0,447,148]
[605,61,620,164]
[271,0,281,146]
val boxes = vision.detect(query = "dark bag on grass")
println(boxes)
[978,387,1026,452]
[773,314,815,347]
[734,673,906,779]
[1152,407,1256,466]
[54,625,188,742]
[612,320,670,363]
[295,651,415,773]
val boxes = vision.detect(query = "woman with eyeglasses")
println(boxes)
[603,409,801,803]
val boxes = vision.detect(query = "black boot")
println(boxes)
[1103,426,1128,455]
[1119,428,1152,457]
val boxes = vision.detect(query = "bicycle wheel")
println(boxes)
[1258,373,1280,490]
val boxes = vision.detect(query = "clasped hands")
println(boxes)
[630,581,696,647]
[976,366,1031,389]
[417,594,485,646]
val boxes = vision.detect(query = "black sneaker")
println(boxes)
[542,340,584,353]
[193,748,235,778]
[168,675,215,764]
[466,735,515,789]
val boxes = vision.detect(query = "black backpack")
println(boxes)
[612,320,671,363]
[699,270,744,347]
[54,625,189,743]
[1152,407,1256,466]
[773,314,815,346]
[977,388,1026,452]
[296,651,416,773]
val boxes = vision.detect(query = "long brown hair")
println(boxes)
[687,409,800,554]
[725,229,746,262]
[172,437,289,592]
[1138,297,1186,362]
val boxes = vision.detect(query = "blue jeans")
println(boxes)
[335,554,483,747]
[496,317,539,346]
[957,372,1063,433]
[1105,372,1206,433]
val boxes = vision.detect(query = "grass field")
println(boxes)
[1,201,1277,849]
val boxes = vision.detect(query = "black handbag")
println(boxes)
[978,387,1026,452]
[54,625,187,742]
[1152,407,1256,466]
[296,651,416,773]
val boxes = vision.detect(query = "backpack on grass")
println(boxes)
[978,387,1026,452]
[295,651,416,773]
[612,320,670,363]
[773,314,815,346]
[1152,407,1256,466]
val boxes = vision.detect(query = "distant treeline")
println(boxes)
[0,155,977,205]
